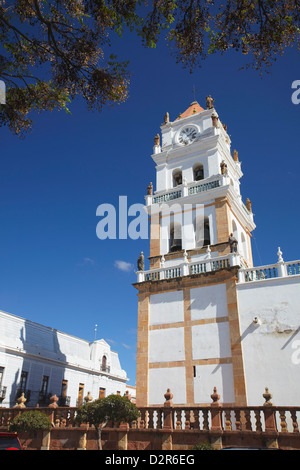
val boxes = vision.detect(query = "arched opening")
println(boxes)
[169,221,182,252]
[193,163,204,181]
[173,169,182,187]
[232,220,238,238]
[241,232,247,259]
[101,355,107,372]
[194,215,211,248]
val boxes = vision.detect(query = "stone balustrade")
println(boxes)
[137,252,239,283]
[1,387,300,449]
[137,246,300,286]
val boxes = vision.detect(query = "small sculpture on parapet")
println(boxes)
[228,233,238,253]
[206,95,214,109]
[147,182,153,195]
[137,252,144,271]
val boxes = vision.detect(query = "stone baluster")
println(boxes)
[262,387,279,449]
[224,410,232,431]
[277,247,287,277]
[163,389,174,431]
[210,387,223,449]
[279,410,288,433]
[290,410,299,433]
[210,387,222,431]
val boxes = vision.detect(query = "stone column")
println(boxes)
[262,388,279,449]
[209,387,223,450]
[162,389,173,450]
[41,430,51,451]
[117,423,129,450]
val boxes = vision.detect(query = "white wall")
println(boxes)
[149,367,186,405]
[190,284,228,320]
[192,323,232,360]
[148,283,235,405]
[149,327,185,363]
[194,363,235,404]
[237,276,300,406]
[149,291,184,325]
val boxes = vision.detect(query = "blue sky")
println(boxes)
[0,28,299,386]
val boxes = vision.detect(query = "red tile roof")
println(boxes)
[175,101,205,121]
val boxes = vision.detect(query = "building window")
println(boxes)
[0,367,6,401]
[59,379,70,406]
[0,367,4,388]
[241,232,248,259]
[41,375,49,395]
[101,355,110,373]
[38,375,50,405]
[16,370,30,403]
[99,387,106,399]
[19,371,28,393]
[77,383,84,407]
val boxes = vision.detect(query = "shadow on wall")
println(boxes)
[8,318,67,408]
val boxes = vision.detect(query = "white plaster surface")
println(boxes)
[190,284,228,320]
[149,291,184,325]
[237,276,300,406]
[149,327,185,363]
[194,363,235,404]
[192,322,232,360]
[149,367,186,405]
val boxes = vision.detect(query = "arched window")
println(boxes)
[232,220,238,239]
[173,169,182,187]
[194,215,211,248]
[101,355,107,371]
[169,221,182,252]
[241,232,247,259]
[193,163,204,181]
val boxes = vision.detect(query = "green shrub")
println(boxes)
[9,410,52,433]
[191,442,215,450]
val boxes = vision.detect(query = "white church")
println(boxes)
[134,98,300,408]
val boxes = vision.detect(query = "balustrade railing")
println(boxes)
[188,179,220,195]
[134,405,300,433]
[137,253,236,283]
[1,385,300,453]
[286,261,300,276]
[153,190,182,204]
[1,404,299,435]
[239,258,300,284]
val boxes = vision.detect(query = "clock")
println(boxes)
[178,126,197,145]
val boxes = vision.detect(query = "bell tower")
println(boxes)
[134,97,256,407]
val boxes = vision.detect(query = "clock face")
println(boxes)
[178,126,197,145]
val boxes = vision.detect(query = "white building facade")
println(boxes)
[0,309,129,407]
[134,99,300,408]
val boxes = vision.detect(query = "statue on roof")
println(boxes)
[246,198,252,213]
[164,112,169,124]
[154,133,160,146]
[206,95,214,109]
[147,182,153,195]
[233,149,239,162]
[137,252,144,271]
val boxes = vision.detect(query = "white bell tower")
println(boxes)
[135,97,256,408]
[146,98,255,269]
